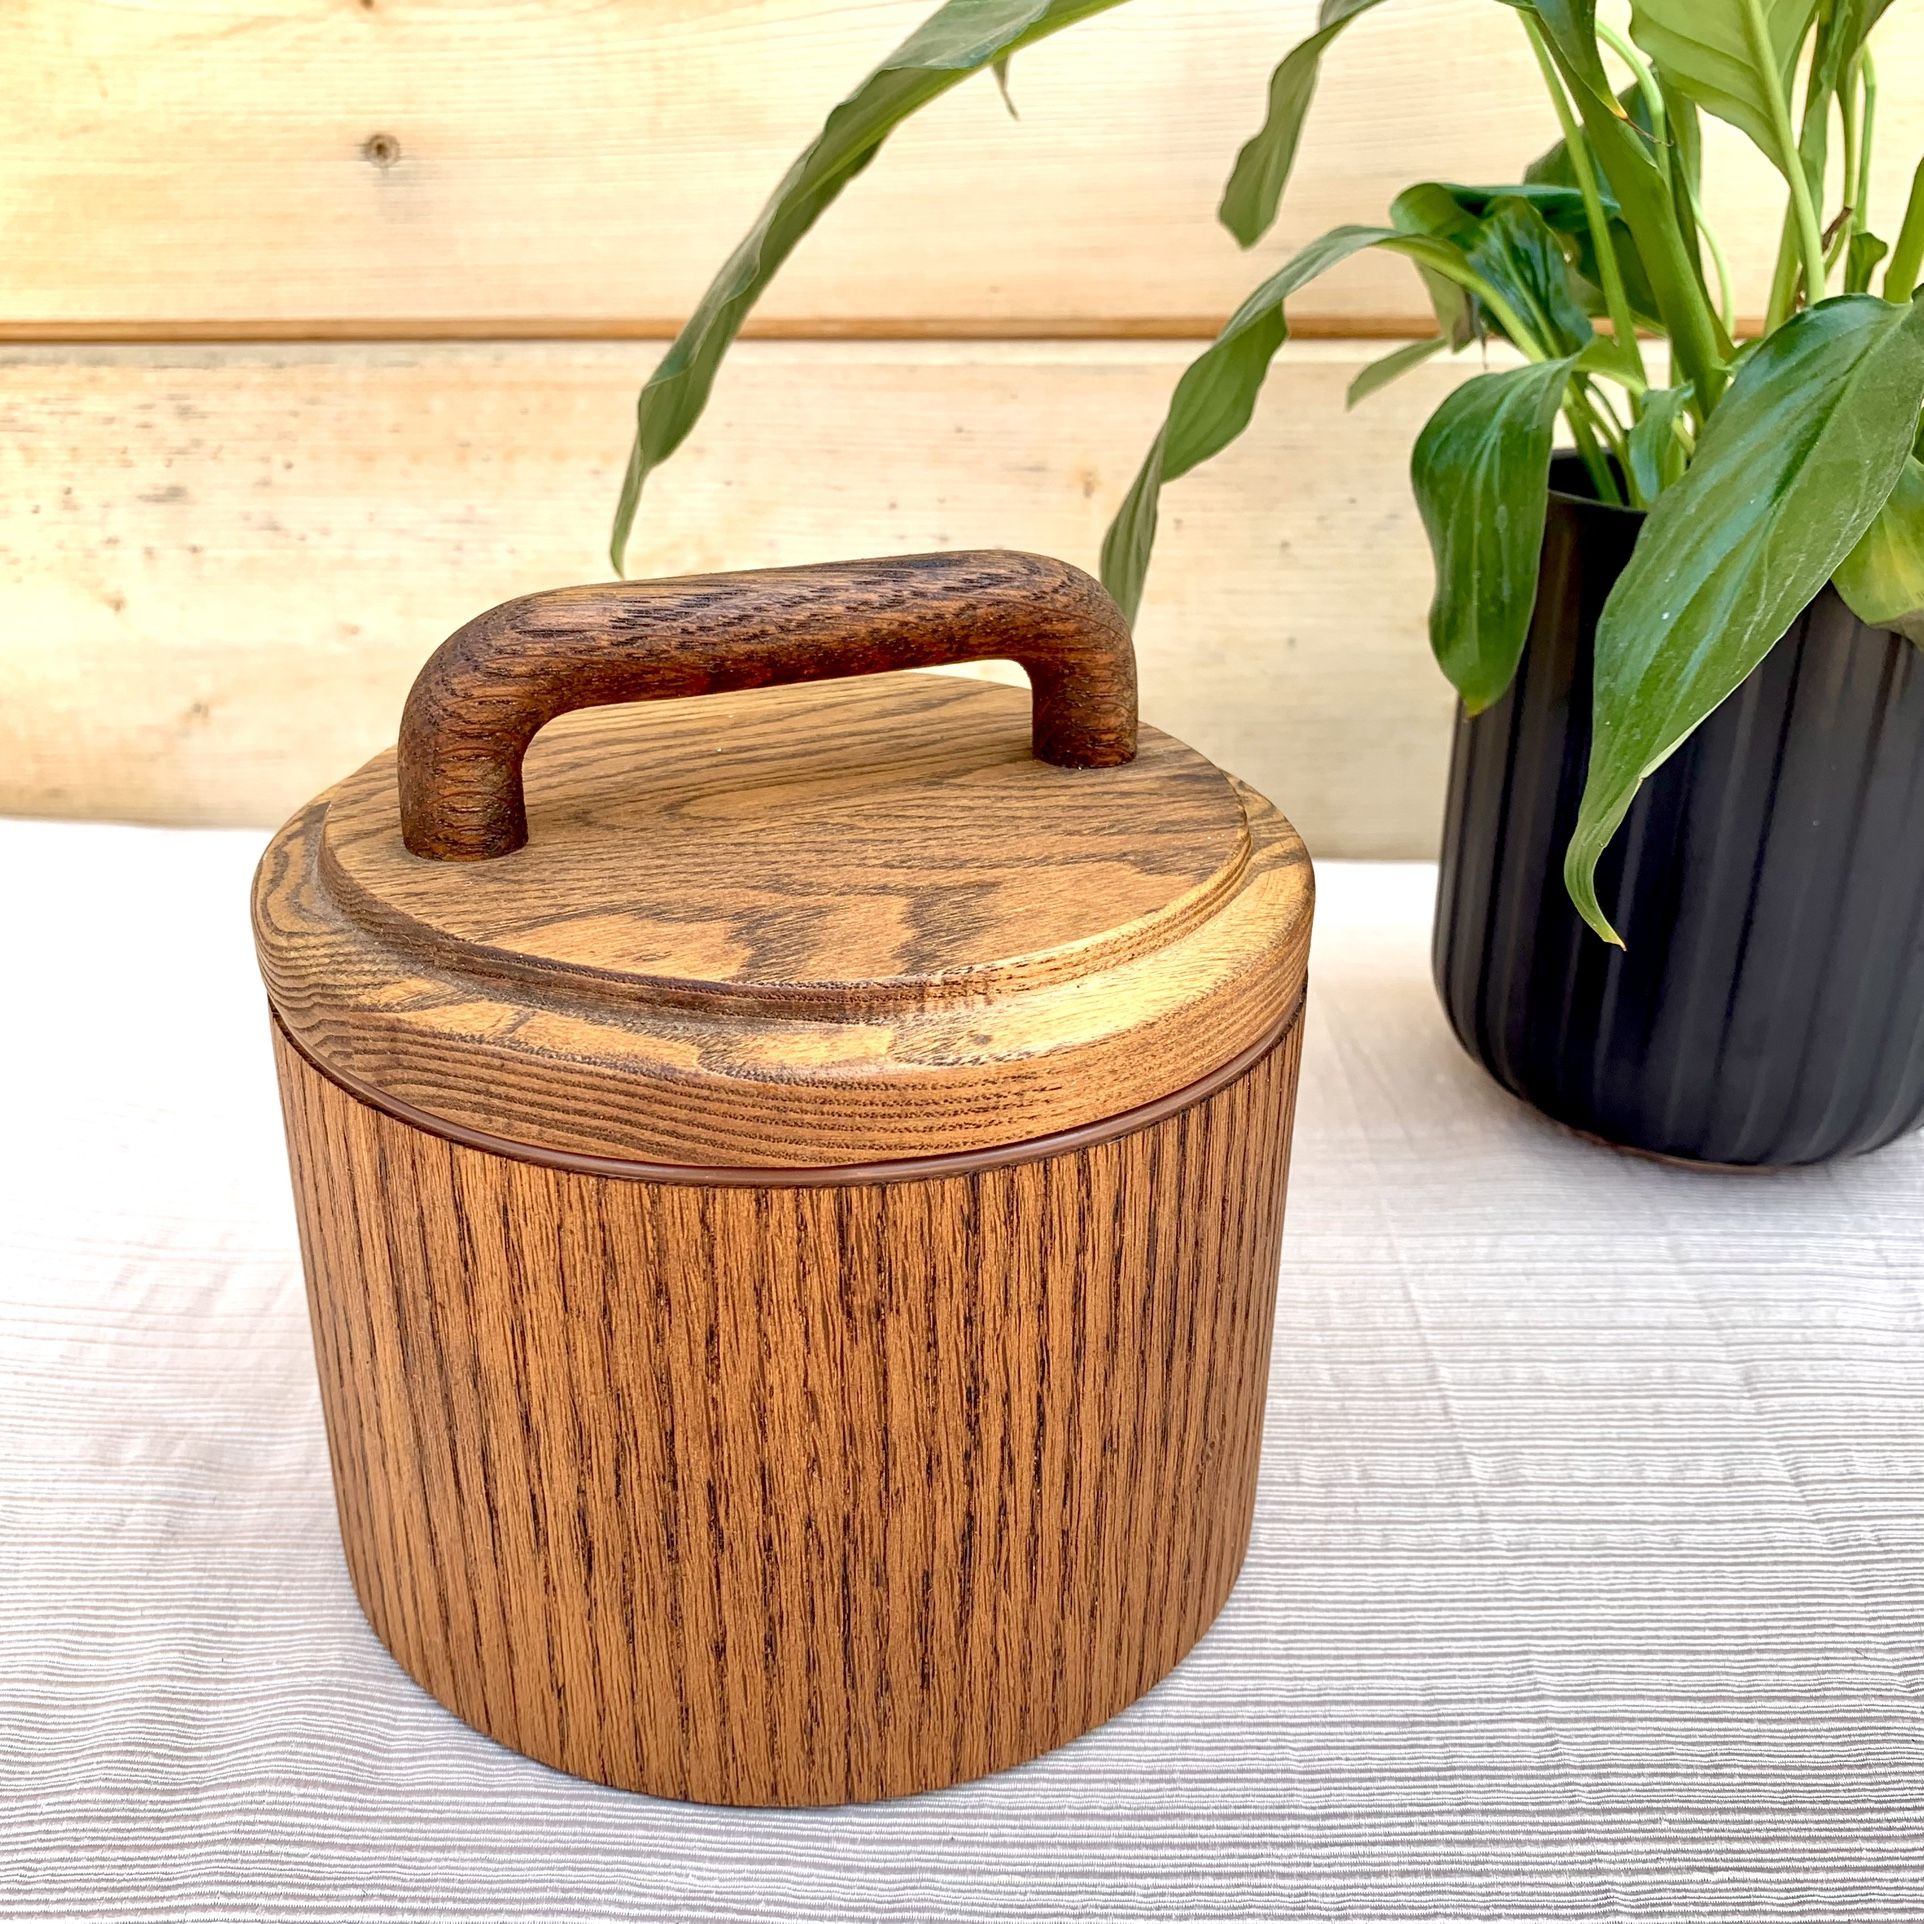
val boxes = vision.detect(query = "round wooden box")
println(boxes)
[253,551,1313,1807]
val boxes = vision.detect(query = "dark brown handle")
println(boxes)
[396,550,1138,861]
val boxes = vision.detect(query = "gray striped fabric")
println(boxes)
[2,819,1919,1924]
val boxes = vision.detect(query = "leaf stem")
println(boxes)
[1830,57,1863,272]
[1764,220,1801,334]
[1562,381,1624,506]
[1594,353,1649,400]
[1856,49,1878,235]
[1537,36,1725,411]
[1523,17,1646,387]
[1609,44,1737,345]
[1688,176,1738,336]
[1566,412,1620,505]
[1585,376,1633,446]
[1593,20,1669,187]
[1743,0,1827,305]
[1602,29,1737,345]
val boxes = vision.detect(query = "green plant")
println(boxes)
[609,0,1924,942]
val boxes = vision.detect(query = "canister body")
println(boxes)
[272,1011,1303,1806]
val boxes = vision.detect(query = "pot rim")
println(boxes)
[1546,446,1645,519]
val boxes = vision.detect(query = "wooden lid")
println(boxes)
[253,552,1310,1174]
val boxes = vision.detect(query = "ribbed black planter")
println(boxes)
[1433,458,1924,1168]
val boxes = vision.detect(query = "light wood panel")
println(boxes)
[0,339,1479,857]
[274,1006,1302,1803]
[8,0,1920,337]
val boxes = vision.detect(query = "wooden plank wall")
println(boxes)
[5,0,1921,856]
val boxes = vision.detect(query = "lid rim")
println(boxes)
[272,989,1305,1188]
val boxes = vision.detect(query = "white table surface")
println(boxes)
[2,818,1920,1924]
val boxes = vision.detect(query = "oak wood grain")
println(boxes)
[338,678,1242,1010]
[272,1005,1304,1805]
[254,674,1312,1168]
[398,552,1137,862]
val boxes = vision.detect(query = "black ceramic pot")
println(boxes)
[1433,455,1924,1168]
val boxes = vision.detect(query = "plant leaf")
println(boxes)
[1835,453,1924,642]
[1413,355,1579,711]
[1457,170,1664,329]
[1347,336,1448,409]
[1518,0,1611,92]
[609,0,1133,571]
[1100,222,1548,621]
[1565,294,1924,943]
[1391,183,1484,347]
[1809,0,1897,98]
[991,53,1019,116]
[1464,196,1596,357]
[1218,0,1386,248]
[1627,0,1820,176]
[1847,230,1889,296]
[1624,382,1693,504]
[1464,181,1599,232]
[1387,183,1603,352]
[1101,224,1389,621]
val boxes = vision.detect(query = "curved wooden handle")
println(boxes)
[397,550,1139,861]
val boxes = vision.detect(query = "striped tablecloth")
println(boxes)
[3,818,1919,1923]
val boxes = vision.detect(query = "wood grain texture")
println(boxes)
[8,1,1920,336]
[338,680,1244,1008]
[0,339,1469,856]
[271,1005,1304,1805]
[397,552,1137,861]
[254,674,1313,1167]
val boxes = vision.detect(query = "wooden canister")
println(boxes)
[253,551,1312,1806]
